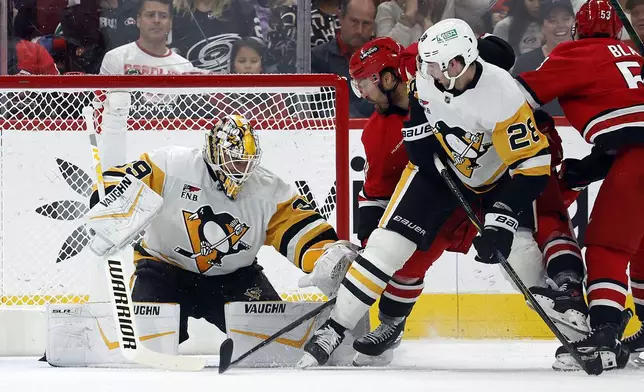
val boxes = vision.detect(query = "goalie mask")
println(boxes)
[203,115,262,200]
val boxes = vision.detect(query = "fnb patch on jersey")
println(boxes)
[181,184,201,201]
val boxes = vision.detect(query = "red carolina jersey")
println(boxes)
[360,106,409,200]
[516,38,644,146]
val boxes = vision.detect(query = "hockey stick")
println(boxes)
[83,106,207,371]
[432,154,604,376]
[608,0,644,55]
[218,297,337,374]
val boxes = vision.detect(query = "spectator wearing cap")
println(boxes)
[311,0,376,118]
[512,0,574,115]
[493,0,542,55]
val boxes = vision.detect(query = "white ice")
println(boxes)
[2,340,643,392]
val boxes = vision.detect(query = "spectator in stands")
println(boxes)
[441,0,497,31]
[482,0,509,33]
[311,0,342,46]
[7,38,59,75]
[230,37,274,73]
[265,0,340,72]
[312,0,376,118]
[375,0,447,47]
[100,0,140,51]
[493,0,542,55]
[266,2,297,72]
[511,0,573,116]
[171,0,261,73]
[626,0,644,45]
[59,1,105,74]
[100,0,196,74]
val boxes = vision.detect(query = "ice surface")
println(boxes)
[2,340,643,392]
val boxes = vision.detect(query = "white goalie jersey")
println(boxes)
[89,146,338,276]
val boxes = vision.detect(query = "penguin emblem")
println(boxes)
[175,206,251,273]
[434,121,492,178]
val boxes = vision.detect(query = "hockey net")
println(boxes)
[0,74,350,312]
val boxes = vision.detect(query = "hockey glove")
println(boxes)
[559,152,614,193]
[472,205,518,264]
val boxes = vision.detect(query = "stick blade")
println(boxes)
[218,338,234,374]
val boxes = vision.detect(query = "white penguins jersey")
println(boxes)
[403,60,550,192]
[89,146,338,276]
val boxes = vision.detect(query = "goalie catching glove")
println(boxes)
[298,240,361,297]
[85,174,163,256]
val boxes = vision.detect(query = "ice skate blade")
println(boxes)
[352,349,394,367]
[296,352,320,369]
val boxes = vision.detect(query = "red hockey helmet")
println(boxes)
[349,37,402,97]
[574,0,622,39]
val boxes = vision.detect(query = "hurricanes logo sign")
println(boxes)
[174,206,251,273]
[433,121,492,178]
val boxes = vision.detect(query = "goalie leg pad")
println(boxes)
[46,302,179,367]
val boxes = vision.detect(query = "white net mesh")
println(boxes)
[0,75,349,308]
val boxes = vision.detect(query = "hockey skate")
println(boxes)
[297,319,345,368]
[622,321,644,366]
[552,323,629,372]
[529,279,589,341]
[352,319,406,367]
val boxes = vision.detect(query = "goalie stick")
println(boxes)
[432,154,604,376]
[218,297,337,373]
[83,106,207,371]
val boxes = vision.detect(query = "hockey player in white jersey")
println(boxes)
[298,19,553,368]
[88,114,353,344]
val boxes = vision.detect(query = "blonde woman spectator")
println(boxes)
[375,0,446,47]
[493,0,542,55]
[171,0,261,72]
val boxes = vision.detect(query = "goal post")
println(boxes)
[0,74,351,355]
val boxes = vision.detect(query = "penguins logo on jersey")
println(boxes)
[175,207,251,273]
[434,121,492,178]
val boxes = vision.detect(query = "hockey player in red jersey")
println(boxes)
[516,0,644,371]
[345,36,587,367]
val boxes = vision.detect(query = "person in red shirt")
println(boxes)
[516,0,643,372]
[9,38,59,75]
[348,35,587,367]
